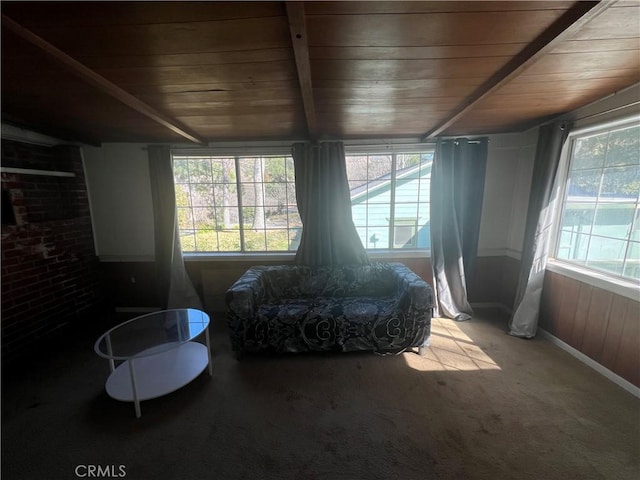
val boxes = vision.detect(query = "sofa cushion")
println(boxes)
[262,264,397,299]
[252,296,413,352]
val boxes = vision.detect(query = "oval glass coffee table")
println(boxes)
[94,309,212,418]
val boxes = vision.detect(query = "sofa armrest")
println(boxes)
[388,263,434,312]
[225,267,266,320]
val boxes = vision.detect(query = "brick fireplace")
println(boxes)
[1,140,103,362]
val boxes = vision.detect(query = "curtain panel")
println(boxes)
[148,146,203,310]
[509,122,570,338]
[292,142,369,266]
[430,138,488,321]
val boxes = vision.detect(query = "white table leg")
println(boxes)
[128,360,142,418]
[106,335,115,373]
[205,327,213,376]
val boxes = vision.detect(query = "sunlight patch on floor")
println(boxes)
[403,317,501,371]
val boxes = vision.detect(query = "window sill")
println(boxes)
[183,249,430,262]
[546,259,639,302]
[184,252,296,262]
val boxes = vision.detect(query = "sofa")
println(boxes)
[225,262,434,358]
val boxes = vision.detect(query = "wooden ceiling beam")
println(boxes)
[1,14,207,145]
[421,1,614,141]
[286,2,318,138]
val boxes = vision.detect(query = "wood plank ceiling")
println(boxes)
[1,1,639,145]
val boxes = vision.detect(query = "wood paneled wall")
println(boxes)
[540,270,640,388]
[468,255,520,309]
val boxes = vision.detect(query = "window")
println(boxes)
[173,154,300,253]
[345,151,433,250]
[555,119,640,281]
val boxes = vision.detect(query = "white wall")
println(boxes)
[477,130,538,258]
[83,137,536,261]
[82,143,155,260]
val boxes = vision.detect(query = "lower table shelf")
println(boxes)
[105,341,209,402]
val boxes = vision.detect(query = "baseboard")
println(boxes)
[538,328,640,399]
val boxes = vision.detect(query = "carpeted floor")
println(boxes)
[2,307,639,480]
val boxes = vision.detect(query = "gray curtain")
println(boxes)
[430,138,488,321]
[292,142,369,266]
[509,122,570,338]
[148,146,203,310]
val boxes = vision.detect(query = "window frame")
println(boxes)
[172,151,300,254]
[175,143,436,259]
[549,114,640,299]
[344,147,434,252]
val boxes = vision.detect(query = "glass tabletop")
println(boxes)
[94,309,210,360]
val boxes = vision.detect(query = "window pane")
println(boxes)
[557,231,590,262]
[631,208,640,242]
[592,204,635,240]
[216,207,239,229]
[567,170,600,197]
[180,233,196,251]
[287,209,302,228]
[560,203,595,234]
[218,158,236,182]
[600,166,640,199]
[266,230,289,251]
[265,183,286,207]
[624,242,640,280]
[174,184,192,207]
[286,183,297,205]
[190,184,215,206]
[188,158,212,183]
[289,228,302,250]
[244,230,266,251]
[345,155,368,181]
[367,155,392,180]
[173,159,190,183]
[285,158,295,182]
[571,133,608,171]
[195,230,219,252]
[192,207,216,228]
[177,207,194,231]
[586,236,626,275]
[239,157,261,182]
[367,180,391,203]
[263,157,287,182]
[418,178,430,204]
[605,125,640,167]
[394,203,419,220]
[217,230,241,251]
[367,228,386,249]
[221,184,238,207]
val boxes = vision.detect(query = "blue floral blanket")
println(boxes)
[226,263,434,357]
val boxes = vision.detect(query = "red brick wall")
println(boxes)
[1,140,102,362]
